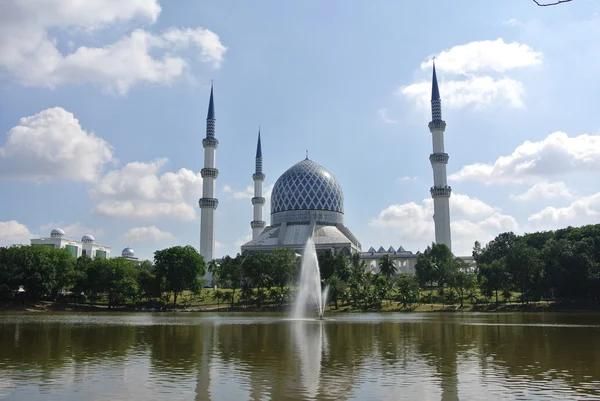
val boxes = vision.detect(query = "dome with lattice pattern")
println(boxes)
[271,158,344,223]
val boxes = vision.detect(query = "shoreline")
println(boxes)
[2,300,600,314]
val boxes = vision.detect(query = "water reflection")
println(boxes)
[0,313,599,400]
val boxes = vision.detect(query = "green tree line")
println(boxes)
[474,224,600,304]
[0,244,206,307]
[2,223,599,310]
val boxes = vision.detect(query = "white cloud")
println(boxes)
[91,158,203,220]
[400,76,525,110]
[510,181,574,201]
[399,38,540,110]
[377,108,397,124]
[0,220,34,246]
[0,108,114,182]
[122,226,174,243]
[224,183,274,202]
[528,192,600,229]
[419,38,542,75]
[0,0,227,94]
[39,222,103,242]
[370,193,518,255]
[397,176,418,182]
[503,18,520,26]
[224,185,254,200]
[450,131,600,184]
[234,235,252,249]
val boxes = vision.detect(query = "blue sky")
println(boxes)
[2,0,600,260]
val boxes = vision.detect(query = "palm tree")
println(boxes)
[378,254,397,278]
[326,275,347,309]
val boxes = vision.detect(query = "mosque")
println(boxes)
[199,63,465,274]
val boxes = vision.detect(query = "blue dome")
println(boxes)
[271,158,344,215]
[122,247,135,257]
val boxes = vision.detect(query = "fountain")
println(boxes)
[293,237,329,320]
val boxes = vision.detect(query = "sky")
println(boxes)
[1,0,600,261]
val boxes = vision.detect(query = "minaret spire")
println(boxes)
[256,127,262,160]
[431,60,442,121]
[427,61,452,251]
[199,81,219,274]
[251,127,266,241]
[207,80,215,121]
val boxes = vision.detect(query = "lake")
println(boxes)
[1,312,599,400]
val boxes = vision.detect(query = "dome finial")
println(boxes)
[305,150,309,160]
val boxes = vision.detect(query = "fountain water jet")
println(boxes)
[293,237,329,319]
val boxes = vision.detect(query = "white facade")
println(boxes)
[30,229,111,259]
[199,84,219,263]
[428,63,452,251]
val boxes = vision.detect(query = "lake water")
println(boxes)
[1,312,599,400]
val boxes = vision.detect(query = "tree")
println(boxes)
[326,274,346,309]
[213,254,245,307]
[13,245,75,300]
[271,248,298,303]
[154,245,206,306]
[85,258,139,308]
[478,260,508,304]
[137,269,161,301]
[349,252,367,277]
[333,251,351,282]
[0,246,22,299]
[451,261,476,307]
[475,232,517,266]
[207,259,219,283]
[395,273,421,308]
[317,250,335,281]
[138,260,154,271]
[506,241,542,304]
[242,252,272,306]
[415,243,454,288]
[378,254,397,278]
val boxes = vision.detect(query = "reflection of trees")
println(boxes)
[470,314,600,396]
[0,322,137,369]
[1,314,600,399]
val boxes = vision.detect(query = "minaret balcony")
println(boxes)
[202,138,219,148]
[199,198,219,209]
[201,167,219,178]
[428,121,446,131]
[251,221,266,229]
[252,197,265,205]
[429,153,449,164]
[252,173,265,181]
[430,186,452,198]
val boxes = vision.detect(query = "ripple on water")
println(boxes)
[1,312,600,400]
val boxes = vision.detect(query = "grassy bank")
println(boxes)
[3,298,600,314]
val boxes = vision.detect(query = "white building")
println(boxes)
[30,228,111,259]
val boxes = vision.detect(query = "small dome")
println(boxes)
[122,247,135,257]
[81,234,95,243]
[50,228,65,238]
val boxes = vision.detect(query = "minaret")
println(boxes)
[199,82,219,263]
[251,128,266,240]
[428,62,452,251]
